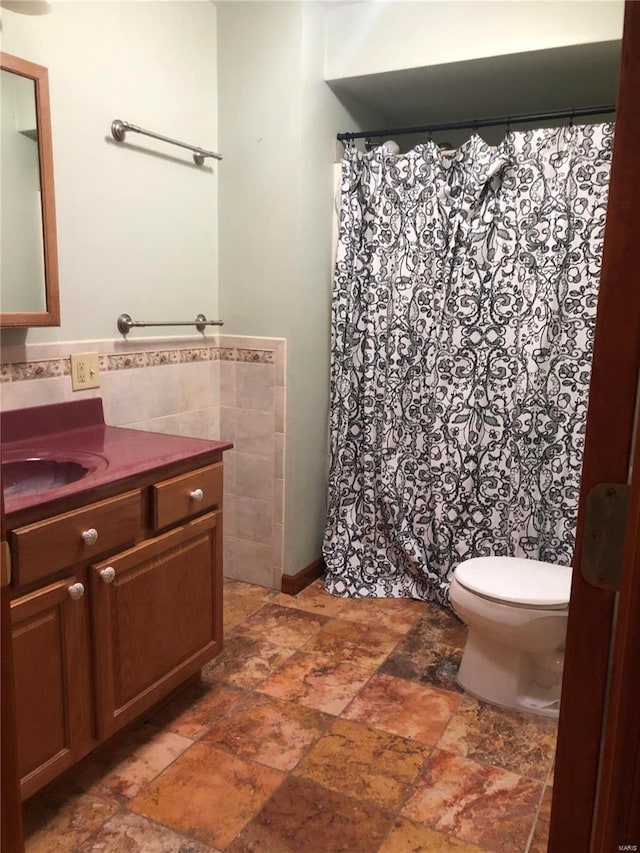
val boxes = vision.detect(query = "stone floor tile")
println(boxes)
[302,618,403,667]
[335,595,426,633]
[529,786,553,853]
[271,583,350,619]
[201,692,332,771]
[231,603,329,649]
[437,695,557,780]
[343,673,461,744]
[257,650,375,715]
[401,748,542,852]
[294,718,429,810]
[223,579,277,601]
[381,637,465,693]
[75,810,219,852]
[223,591,267,631]
[128,742,284,850]
[24,783,119,853]
[153,680,246,740]
[378,817,485,852]
[71,729,193,803]
[202,634,297,689]
[227,775,392,853]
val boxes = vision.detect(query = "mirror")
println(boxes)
[0,52,59,327]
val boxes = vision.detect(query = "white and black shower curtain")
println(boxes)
[323,125,614,606]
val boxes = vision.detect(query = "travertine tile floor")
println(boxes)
[24,578,555,852]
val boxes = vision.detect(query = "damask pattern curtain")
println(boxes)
[323,125,614,606]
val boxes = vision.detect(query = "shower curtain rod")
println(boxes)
[336,104,617,142]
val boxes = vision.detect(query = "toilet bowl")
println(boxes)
[449,556,572,719]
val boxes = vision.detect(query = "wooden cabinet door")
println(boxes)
[11,577,91,799]
[91,511,223,738]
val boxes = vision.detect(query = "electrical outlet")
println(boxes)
[70,352,100,391]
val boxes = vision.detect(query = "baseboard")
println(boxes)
[281,558,325,596]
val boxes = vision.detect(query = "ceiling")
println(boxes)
[328,40,621,143]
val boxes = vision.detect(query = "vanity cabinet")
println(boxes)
[7,458,224,800]
[11,575,93,797]
[92,510,222,739]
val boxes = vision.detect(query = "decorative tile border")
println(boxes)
[11,360,64,381]
[178,348,211,363]
[0,339,285,384]
[237,349,275,364]
[143,350,180,367]
[107,353,146,371]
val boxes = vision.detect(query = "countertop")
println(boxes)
[1,399,232,516]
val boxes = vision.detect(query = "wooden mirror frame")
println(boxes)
[0,52,60,328]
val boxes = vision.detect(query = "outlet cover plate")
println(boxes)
[70,352,100,391]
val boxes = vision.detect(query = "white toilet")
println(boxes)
[449,556,573,719]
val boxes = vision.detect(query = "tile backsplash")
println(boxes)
[0,334,286,590]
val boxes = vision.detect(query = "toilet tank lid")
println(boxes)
[454,557,572,607]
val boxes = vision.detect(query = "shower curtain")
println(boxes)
[323,124,614,606]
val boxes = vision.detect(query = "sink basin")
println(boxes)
[2,451,108,498]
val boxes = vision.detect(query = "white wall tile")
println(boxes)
[236,363,275,411]
[220,361,236,408]
[275,432,285,479]
[220,406,236,443]
[235,452,275,502]
[275,386,285,433]
[231,538,274,587]
[235,409,275,456]
[274,478,284,524]
[0,375,67,410]
[236,496,273,544]
[2,334,286,591]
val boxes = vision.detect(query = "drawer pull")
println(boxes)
[81,528,99,546]
[68,582,85,600]
[100,567,116,584]
[190,488,204,502]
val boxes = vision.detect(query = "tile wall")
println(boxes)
[0,334,286,590]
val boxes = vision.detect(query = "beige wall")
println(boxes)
[325,0,624,80]
[1,1,218,346]
[217,1,385,576]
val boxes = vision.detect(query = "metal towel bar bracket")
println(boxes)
[117,313,224,335]
[111,119,222,165]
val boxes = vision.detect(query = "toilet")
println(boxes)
[449,556,573,719]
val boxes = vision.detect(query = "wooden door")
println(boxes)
[11,577,91,800]
[91,511,223,738]
[549,2,640,849]
[591,404,640,848]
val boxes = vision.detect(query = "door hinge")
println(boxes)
[581,483,630,592]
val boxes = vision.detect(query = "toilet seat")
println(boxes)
[454,557,572,609]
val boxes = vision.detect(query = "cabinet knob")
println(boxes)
[81,528,99,546]
[68,582,85,600]
[190,488,204,502]
[100,567,116,584]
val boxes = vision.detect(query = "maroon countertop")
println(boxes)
[1,399,232,516]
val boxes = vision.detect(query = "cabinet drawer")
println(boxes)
[10,490,143,587]
[151,463,223,530]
